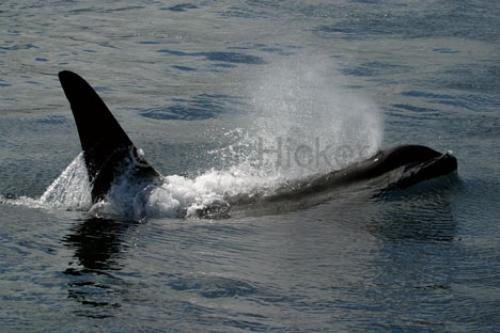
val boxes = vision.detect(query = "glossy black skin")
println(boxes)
[58,71,159,203]
[318,145,455,189]
[286,145,456,196]
[58,71,457,206]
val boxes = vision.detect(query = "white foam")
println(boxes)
[143,170,279,219]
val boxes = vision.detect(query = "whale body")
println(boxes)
[57,71,457,214]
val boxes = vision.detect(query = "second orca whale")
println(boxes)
[57,71,457,216]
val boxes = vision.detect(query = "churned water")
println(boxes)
[0,1,499,332]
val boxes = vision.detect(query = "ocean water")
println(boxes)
[1,1,499,332]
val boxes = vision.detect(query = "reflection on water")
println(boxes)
[371,175,459,241]
[356,177,462,331]
[64,218,134,271]
[62,218,137,316]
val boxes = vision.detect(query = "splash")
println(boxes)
[39,153,92,209]
[215,54,383,179]
[90,168,276,220]
[0,153,91,210]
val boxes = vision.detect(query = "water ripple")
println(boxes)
[164,4,198,12]
[139,93,242,120]
[159,49,266,65]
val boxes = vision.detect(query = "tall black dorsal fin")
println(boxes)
[58,71,133,178]
[58,71,159,202]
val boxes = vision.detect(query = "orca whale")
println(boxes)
[57,71,457,212]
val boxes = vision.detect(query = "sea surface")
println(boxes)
[1,1,499,332]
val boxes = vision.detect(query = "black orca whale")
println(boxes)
[57,71,457,211]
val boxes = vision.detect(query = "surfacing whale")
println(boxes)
[57,70,457,216]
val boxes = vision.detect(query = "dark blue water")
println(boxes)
[1,1,499,332]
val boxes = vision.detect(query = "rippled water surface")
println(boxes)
[1,1,499,332]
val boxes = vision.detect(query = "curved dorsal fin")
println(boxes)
[58,71,133,179]
[58,71,159,202]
